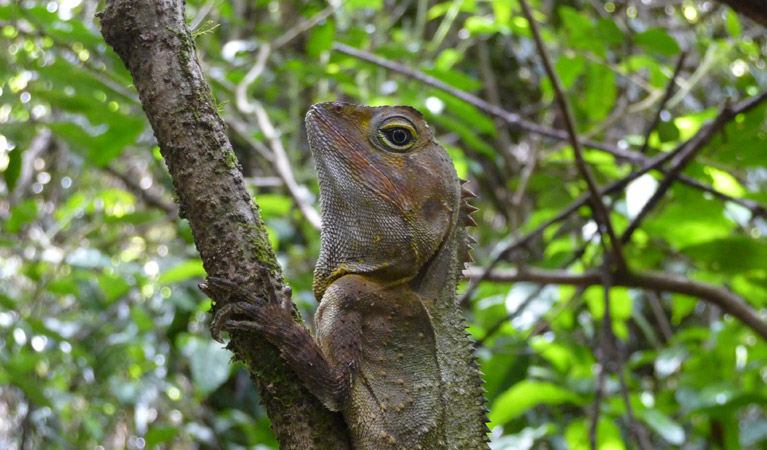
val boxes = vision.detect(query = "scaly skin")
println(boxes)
[206,102,488,449]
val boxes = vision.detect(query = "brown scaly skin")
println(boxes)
[204,102,489,449]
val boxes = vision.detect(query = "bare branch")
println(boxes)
[228,117,322,230]
[272,1,345,50]
[622,93,767,242]
[333,44,767,216]
[597,253,651,450]
[462,266,767,340]
[638,52,687,155]
[250,103,322,230]
[518,0,626,272]
[590,361,604,450]
[647,291,673,342]
[333,43,641,162]
[104,164,178,217]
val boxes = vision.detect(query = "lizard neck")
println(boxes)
[411,219,466,302]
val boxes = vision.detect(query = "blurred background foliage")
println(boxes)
[1,0,767,448]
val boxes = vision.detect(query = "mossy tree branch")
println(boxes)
[98,0,350,447]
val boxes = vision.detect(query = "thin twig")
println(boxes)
[236,43,272,115]
[620,97,761,243]
[333,43,642,162]
[104,165,178,216]
[519,0,626,272]
[462,266,767,340]
[272,1,345,50]
[638,52,687,155]
[528,286,586,337]
[478,241,590,344]
[333,43,767,214]
[616,367,653,449]
[590,361,604,450]
[476,39,518,175]
[647,291,673,342]
[477,285,545,347]
[228,118,275,162]
[250,103,322,230]
[599,250,651,450]
[460,92,767,304]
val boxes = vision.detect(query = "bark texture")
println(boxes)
[99,0,351,447]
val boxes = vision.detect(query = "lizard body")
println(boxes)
[206,102,488,449]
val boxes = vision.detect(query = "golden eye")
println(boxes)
[382,127,413,147]
[377,119,417,151]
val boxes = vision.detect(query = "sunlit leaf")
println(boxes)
[635,28,680,57]
[489,381,584,425]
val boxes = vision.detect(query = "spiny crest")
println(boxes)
[457,177,479,268]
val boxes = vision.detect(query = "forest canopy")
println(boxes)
[1,0,767,448]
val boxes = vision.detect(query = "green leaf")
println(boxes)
[565,418,626,450]
[656,120,680,143]
[489,381,583,425]
[47,278,80,296]
[671,294,698,324]
[4,147,22,192]
[556,54,586,89]
[345,0,383,10]
[257,194,293,220]
[682,237,767,274]
[180,335,232,395]
[593,18,625,47]
[98,272,132,303]
[674,108,718,140]
[6,199,38,233]
[703,167,745,197]
[306,20,335,58]
[130,304,154,332]
[146,427,179,446]
[639,409,685,445]
[434,49,463,71]
[584,64,615,121]
[644,192,733,247]
[584,286,632,320]
[725,10,741,37]
[158,259,206,284]
[635,28,681,57]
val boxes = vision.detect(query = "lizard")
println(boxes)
[202,102,489,449]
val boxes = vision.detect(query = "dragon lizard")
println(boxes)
[203,102,489,449]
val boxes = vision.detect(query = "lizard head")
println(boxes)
[306,102,462,298]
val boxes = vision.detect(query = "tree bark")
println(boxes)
[98,0,351,447]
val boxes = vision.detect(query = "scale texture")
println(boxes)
[307,102,489,449]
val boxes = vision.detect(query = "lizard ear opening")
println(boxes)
[375,116,418,152]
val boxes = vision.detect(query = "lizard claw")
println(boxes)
[201,276,269,343]
[201,272,290,342]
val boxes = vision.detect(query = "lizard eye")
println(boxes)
[382,127,413,147]
[377,119,417,151]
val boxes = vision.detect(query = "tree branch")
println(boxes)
[460,91,767,304]
[621,101,740,243]
[518,0,627,272]
[98,0,349,447]
[333,44,767,217]
[637,52,687,155]
[462,266,767,340]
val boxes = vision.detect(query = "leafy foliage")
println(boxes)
[1,0,766,449]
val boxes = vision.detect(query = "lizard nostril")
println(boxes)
[334,103,344,113]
